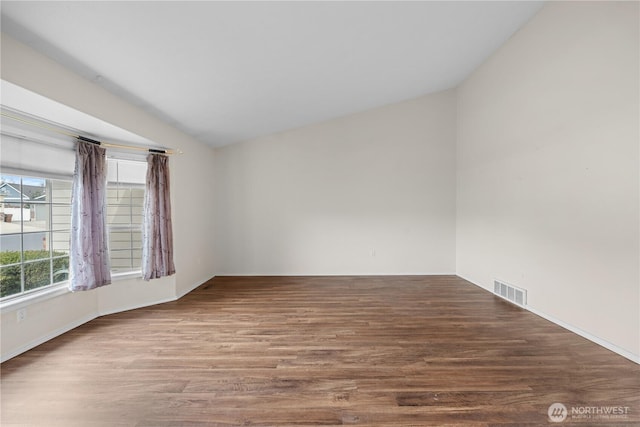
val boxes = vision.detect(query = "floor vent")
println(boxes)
[493,280,527,308]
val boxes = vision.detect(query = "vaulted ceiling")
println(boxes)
[1,1,543,148]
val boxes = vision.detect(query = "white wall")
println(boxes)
[214,90,457,275]
[456,1,639,359]
[1,33,216,361]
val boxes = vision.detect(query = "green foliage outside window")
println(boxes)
[0,251,69,297]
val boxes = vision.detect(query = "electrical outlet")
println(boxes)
[16,308,27,323]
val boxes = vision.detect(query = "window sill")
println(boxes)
[0,283,69,311]
[0,271,142,312]
[112,270,143,281]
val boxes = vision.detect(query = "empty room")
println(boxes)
[0,1,638,426]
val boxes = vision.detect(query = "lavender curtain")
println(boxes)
[69,140,111,291]
[142,153,175,280]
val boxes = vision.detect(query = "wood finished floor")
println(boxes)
[1,276,638,426]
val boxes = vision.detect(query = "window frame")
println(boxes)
[0,157,148,306]
[106,180,145,275]
[0,174,72,301]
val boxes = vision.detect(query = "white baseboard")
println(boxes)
[176,275,214,299]
[98,295,178,317]
[214,272,456,276]
[525,305,640,364]
[1,313,97,363]
[458,274,640,365]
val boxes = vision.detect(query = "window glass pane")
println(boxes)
[52,205,71,230]
[23,232,50,260]
[0,173,74,300]
[52,231,70,253]
[52,256,69,284]
[107,210,132,225]
[117,187,133,199]
[110,230,133,250]
[24,204,51,232]
[0,235,22,263]
[0,175,23,204]
[1,175,23,231]
[111,249,133,272]
[0,265,21,297]
[4,206,30,224]
[131,188,145,201]
[131,205,143,224]
[24,259,51,291]
[24,179,48,203]
[51,180,71,203]
[21,178,47,223]
[0,220,21,235]
[131,231,142,247]
[106,188,123,203]
[132,249,142,266]
[107,168,144,274]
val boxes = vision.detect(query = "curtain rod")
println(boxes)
[1,111,183,155]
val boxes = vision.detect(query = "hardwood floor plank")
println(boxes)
[1,275,638,426]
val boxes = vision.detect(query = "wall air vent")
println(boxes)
[493,279,527,308]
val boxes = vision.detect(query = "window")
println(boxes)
[106,158,147,275]
[0,159,147,300]
[0,174,72,299]
[107,182,144,274]
[1,103,151,302]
